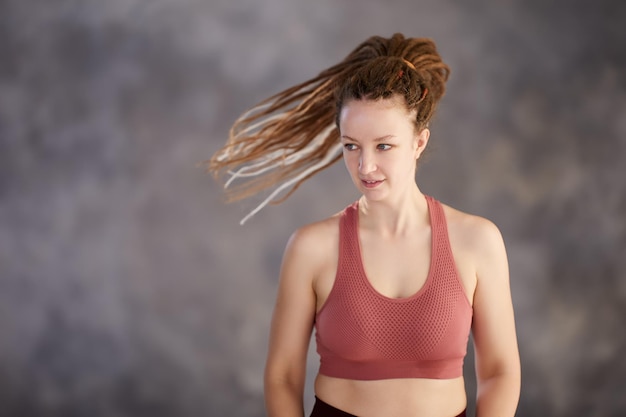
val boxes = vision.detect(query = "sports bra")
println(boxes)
[314,195,473,380]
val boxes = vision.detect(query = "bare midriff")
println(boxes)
[314,374,467,417]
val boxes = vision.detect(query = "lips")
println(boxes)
[361,179,384,189]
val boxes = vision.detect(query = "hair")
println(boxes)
[202,33,450,223]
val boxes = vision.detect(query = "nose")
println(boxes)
[358,150,377,175]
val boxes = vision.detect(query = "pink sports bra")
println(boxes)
[314,195,473,380]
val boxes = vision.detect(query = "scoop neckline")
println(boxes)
[353,195,437,303]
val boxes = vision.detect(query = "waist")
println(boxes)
[314,374,467,417]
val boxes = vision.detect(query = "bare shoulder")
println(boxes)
[441,202,509,294]
[441,203,505,255]
[287,211,341,254]
[282,210,342,276]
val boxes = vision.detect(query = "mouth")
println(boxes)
[361,179,384,189]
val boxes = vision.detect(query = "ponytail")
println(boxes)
[202,33,449,223]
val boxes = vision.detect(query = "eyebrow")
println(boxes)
[340,135,396,143]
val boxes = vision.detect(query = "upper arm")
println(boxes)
[264,225,323,387]
[471,219,521,382]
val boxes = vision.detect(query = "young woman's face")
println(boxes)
[338,96,429,202]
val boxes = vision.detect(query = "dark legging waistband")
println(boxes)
[310,396,466,417]
[310,397,357,417]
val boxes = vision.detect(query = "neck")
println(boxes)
[358,185,428,236]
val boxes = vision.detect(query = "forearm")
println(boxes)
[475,372,521,417]
[264,379,305,417]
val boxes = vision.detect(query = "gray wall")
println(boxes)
[1,0,625,416]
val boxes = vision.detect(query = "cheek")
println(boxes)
[342,152,358,170]
[396,154,418,174]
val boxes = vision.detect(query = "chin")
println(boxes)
[359,188,389,202]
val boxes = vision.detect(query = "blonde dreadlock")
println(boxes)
[202,33,450,224]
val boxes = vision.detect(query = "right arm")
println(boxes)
[264,226,321,417]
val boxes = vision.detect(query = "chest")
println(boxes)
[358,230,432,299]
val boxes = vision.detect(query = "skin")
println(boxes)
[264,95,521,417]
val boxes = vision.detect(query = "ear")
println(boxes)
[414,128,430,159]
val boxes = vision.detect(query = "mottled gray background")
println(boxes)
[1,0,625,416]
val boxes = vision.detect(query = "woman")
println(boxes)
[207,33,520,417]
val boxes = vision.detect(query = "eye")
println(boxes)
[377,144,392,151]
[343,143,358,151]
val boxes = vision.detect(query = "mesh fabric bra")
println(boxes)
[314,195,473,380]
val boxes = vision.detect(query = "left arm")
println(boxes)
[471,219,521,417]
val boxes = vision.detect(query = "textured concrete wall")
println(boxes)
[1,0,625,416]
